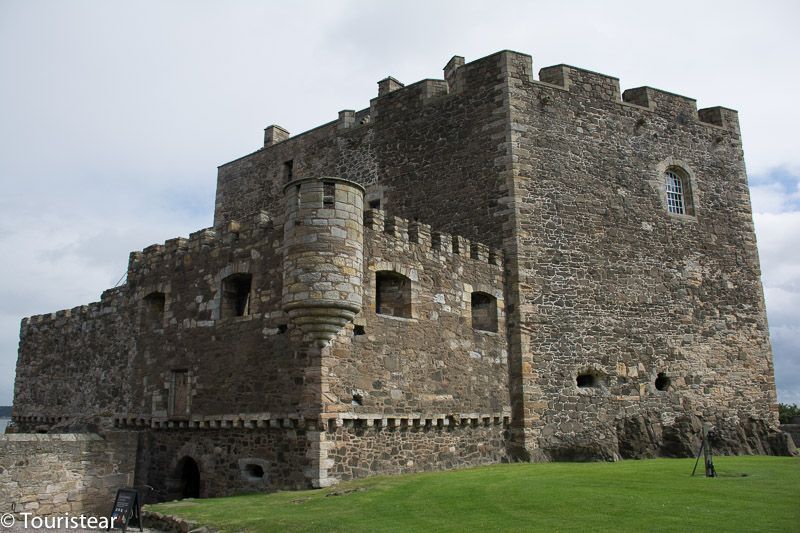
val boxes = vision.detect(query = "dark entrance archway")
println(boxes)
[176,456,200,499]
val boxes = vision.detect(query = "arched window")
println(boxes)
[221,273,252,318]
[375,271,411,318]
[665,168,694,216]
[471,292,498,332]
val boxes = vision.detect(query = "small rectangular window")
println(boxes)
[376,271,412,318]
[284,160,294,182]
[143,291,166,328]
[169,369,189,417]
[369,199,381,210]
[323,181,335,208]
[471,292,498,332]
[221,273,252,318]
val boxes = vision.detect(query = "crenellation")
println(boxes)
[533,65,734,133]
[420,79,449,101]
[383,215,408,241]
[623,86,698,121]
[408,220,432,250]
[470,242,489,262]
[539,64,621,102]
[698,106,740,132]
[431,231,453,254]
[164,237,189,254]
[377,76,404,97]
[444,55,465,93]
[452,235,470,255]
[365,209,500,268]
[620,86,652,109]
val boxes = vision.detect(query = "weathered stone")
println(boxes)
[8,49,793,504]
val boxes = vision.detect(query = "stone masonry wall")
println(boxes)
[214,52,512,249]
[14,289,134,423]
[324,209,509,419]
[0,432,137,516]
[122,217,310,419]
[138,428,313,500]
[325,423,508,481]
[15,215,313,426]
[502,53,782,459]
[315,208,509,483]
[11,49,789,503]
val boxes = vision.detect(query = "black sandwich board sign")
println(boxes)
[107,488,143,532]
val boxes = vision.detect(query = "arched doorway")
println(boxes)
[176,456,200,499]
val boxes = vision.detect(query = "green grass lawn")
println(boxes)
[147,456,800,532]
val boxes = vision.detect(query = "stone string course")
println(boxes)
[9,49,795,506]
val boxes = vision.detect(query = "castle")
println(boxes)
[10,50,794,500]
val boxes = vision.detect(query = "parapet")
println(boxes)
[244,50,740,158]
[378,76,404,97]
[363,208,503,270]
[127,210,276,277]
[536,63,740,132]
[22,286,126,329]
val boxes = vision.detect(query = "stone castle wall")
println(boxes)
[325,423,509,481]
[13,179,509,493]
[0,432,137,516]
[324,209,508,419]
[212,50,784,460]
[214,55,511,249]
[14,289,134,424]
[136,428,313,500]
[9,49,791,501]
[500,53,780,459]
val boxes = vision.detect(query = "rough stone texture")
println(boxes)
[782,424,800,447]
[282,178,365,345]
[503,54,783,460]
[10,49,793,501]
[0,432,137,516]
[326,423,508,481]
[138,429,312,500]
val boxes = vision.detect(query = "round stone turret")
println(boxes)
[282,177,364,346]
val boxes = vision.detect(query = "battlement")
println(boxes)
[22,287,125,329]
[363,209,503,269]
[242,50,739,157]
[128,210,276,276]
[534,62,739,131]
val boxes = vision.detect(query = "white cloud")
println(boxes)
[750,173,800,405]
[751,182,800,215]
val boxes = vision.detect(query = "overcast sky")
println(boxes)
[1,0,798,408]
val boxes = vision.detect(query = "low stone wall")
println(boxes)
[0,432,138,516]
[326,424,509,481]
[141,428,313,500]
[782,424,800,447]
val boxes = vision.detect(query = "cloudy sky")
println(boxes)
[1,0,798,407]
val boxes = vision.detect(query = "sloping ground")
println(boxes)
[147,457,799,532]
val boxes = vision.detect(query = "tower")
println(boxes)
[282,177,365,346]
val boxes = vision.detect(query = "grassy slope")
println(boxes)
[148,456,800,532]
